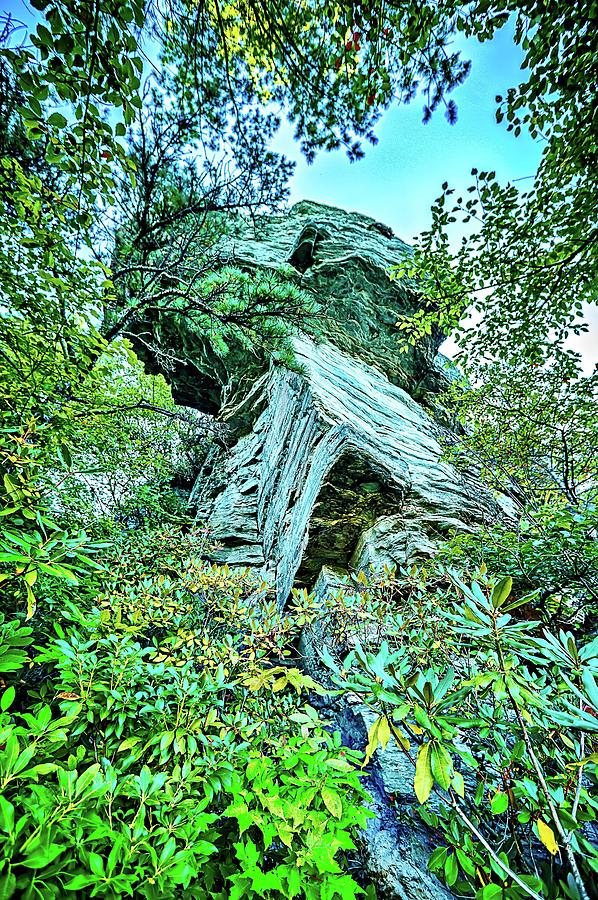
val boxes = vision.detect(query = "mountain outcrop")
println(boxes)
[188,201,498,601]
[174,200,502,898]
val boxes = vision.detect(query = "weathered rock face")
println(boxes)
[183,200,500,899]
[218,199,447,400]
[188,201,499,601]
[191,334,494,600]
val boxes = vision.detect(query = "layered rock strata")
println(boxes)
[180,200,501,899]
[188,201,498,600]
[191,333,494,602]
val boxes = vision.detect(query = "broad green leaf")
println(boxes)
[491,576,513,609]
[0,872,16,897]
[75,763,101,796]
[0,686,15,712]
[0,796,15,833]
[414,742,433,803]
[490,791,508,814]
[444,852,458,886]
[452,770,465,798]
[48,112,68,129]
[321,786,343,819]
[364,714,391,765]
[431,744,452,791]
[481,886,503,899]
[117,737,141,753]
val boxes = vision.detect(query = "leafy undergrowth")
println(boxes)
[1,421,596,900]
[315,565,598,900]
[0,528,374,899]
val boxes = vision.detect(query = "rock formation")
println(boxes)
[181,200,502,898]
[188,200,498,601]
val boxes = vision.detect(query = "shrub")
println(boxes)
[320,566,598,900]
[0,543,373,899]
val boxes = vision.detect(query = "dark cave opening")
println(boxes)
[295,452,404,588]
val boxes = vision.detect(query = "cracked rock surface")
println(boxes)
[182,201,502,898]
[191,332,497,601]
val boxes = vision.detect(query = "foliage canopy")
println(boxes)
[0,1,596,899]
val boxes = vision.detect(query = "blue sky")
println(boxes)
[272,24,542,242]
[272,24,596,372]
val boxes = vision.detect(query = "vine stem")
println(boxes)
[448,792,544,900]
[565,702,585,839]
[510,702,589,900]
[570,730,585,824]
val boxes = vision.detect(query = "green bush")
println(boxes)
[0,419,106,620]
[439,504,598,626]
[0,542,373,899]
[319,565,598,900]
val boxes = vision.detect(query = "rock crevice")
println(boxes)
[191,332,496,602]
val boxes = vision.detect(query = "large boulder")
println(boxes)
[190,334,496,601]
[188,200,501,598]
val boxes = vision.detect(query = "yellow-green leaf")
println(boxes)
[452,770,465,798]
[25,583,37,620]
[117,737,141,753]
[491,576,512,608]
[394,729,410,752]
[431,744,453,791]
[276,823,294,847]
[364,715,392,765]
[537,819,558,856]
[490,791,508,815]
[321,786,342,819]
[415,742,434,803]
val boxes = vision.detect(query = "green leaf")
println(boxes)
[57,443,72,468]
[414,742,434,803]
[24,762,59,777]
[428,846,448,871]
[444,852,458,886]
[0,686,15,712]
[88,852,105,876]
[65,875,97,890]
[0,796,15,833]
[490,791,508,814]
[451,770,465,798]
[0,872,16,898]
[159,836,176,866]
[431,744,453,791]
[75,763,101,796]
[22,843,63,868]
[491,576,512,608]
[455,847,476,877]
[321,786,343,819]
[36,24,53,46]
[160,730,175,753]
[482,886,503,900]
[48,112,68,129]
[364,714,391,765]
[117,737,141,752]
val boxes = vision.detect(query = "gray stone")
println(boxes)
[191,334,498,602]
[180,201,508,899]
[329,702,452,900]
[218,200,447,398]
